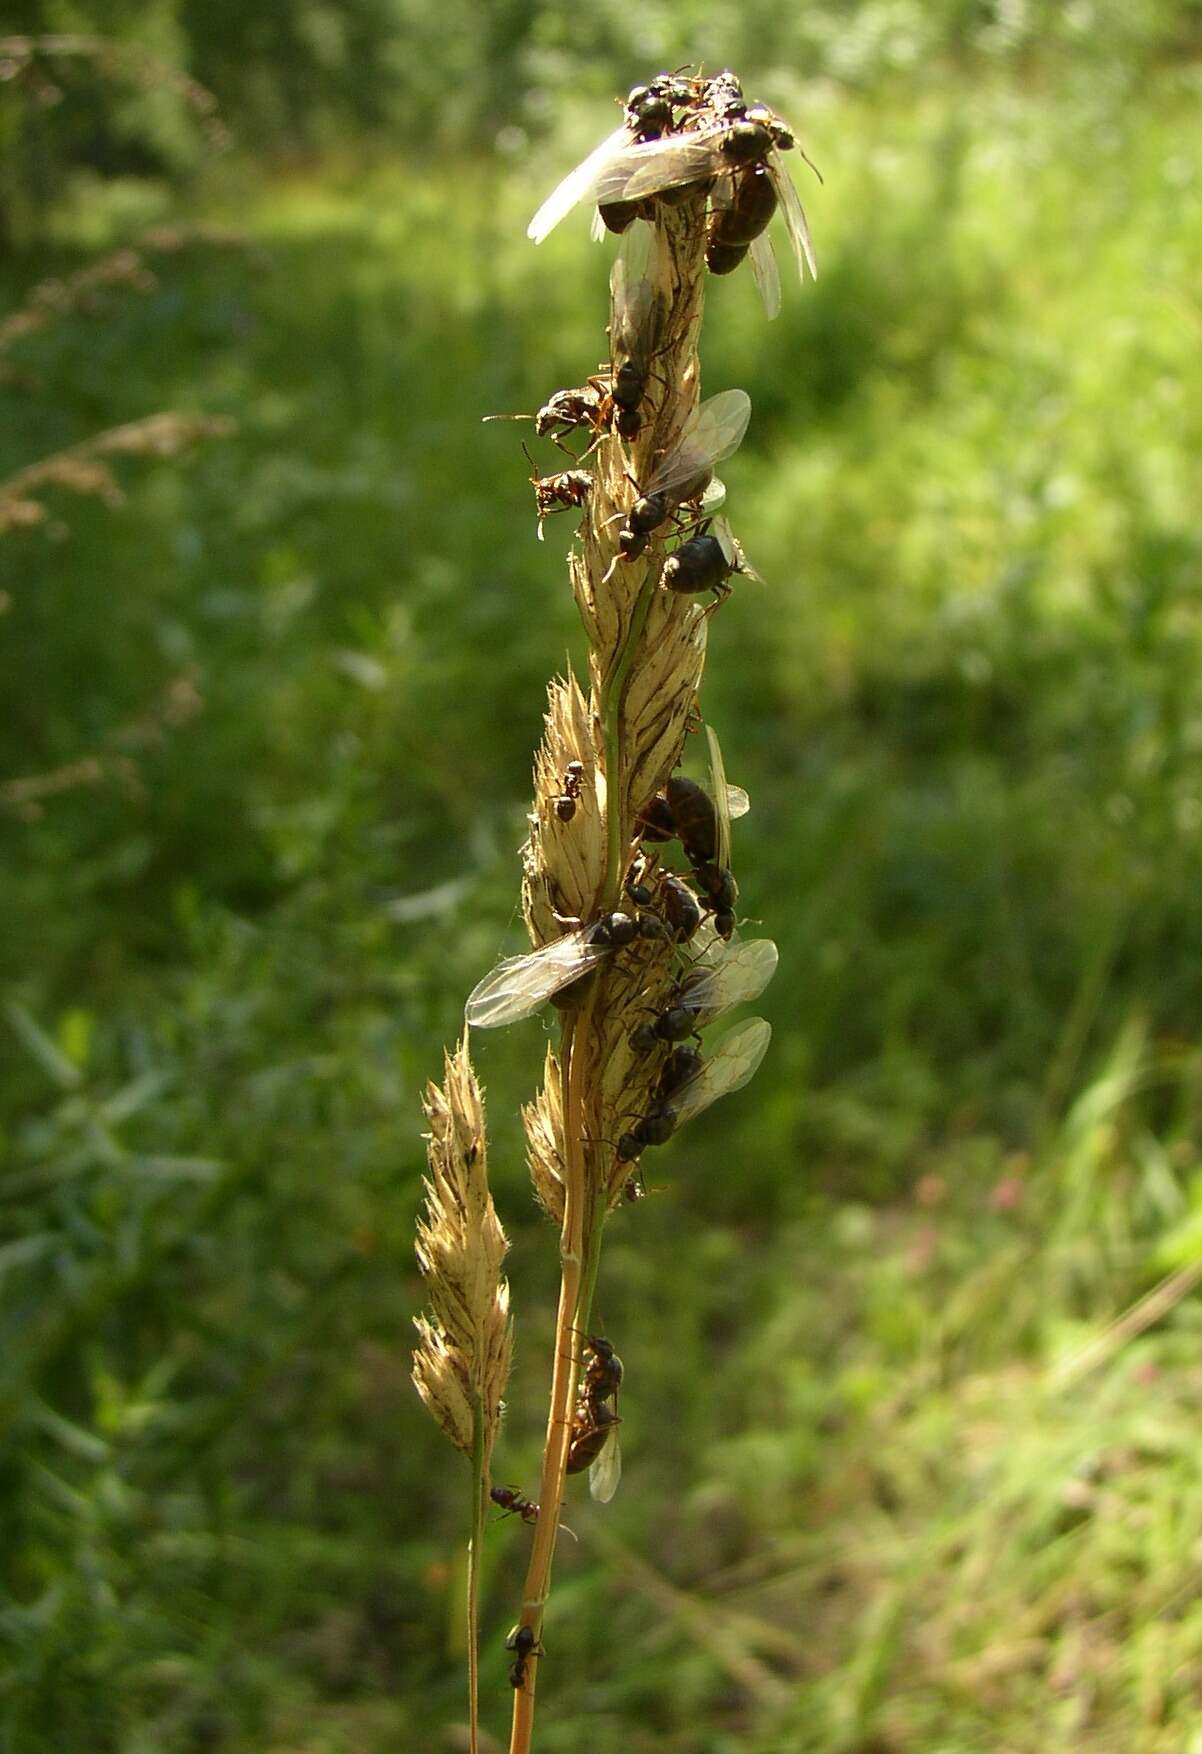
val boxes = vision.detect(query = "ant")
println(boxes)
[490,1484,538,1525]
[506,1623,545,1689]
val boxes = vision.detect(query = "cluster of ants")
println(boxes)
[521,345,752,599]
[590,67,807,272]
[518,356,752,602]
[543,757,759,1162]
[469,735,774,1169]
[476,67,804,1701]
[487,61,817,601]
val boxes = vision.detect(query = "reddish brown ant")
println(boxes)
[524,443,592,542]
[490,1484,538,1525]
[565,1397,620,1475]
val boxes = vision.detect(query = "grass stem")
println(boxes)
[507,1010,591,1754]
[468,1405,486,1754]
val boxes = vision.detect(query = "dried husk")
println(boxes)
[522,673,606,945]
[412,1038,512,1456]
[522,1045,566,1223]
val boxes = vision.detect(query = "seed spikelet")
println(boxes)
[522,1046,566,1223]
[523,673,605,945]
[412,1037,512,1458]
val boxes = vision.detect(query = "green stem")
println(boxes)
[574,1188,609,1334]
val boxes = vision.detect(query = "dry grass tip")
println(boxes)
[413,1037,512,1459]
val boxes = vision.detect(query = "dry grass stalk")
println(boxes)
[413,1037,512,1754]
[429,67,813,1750]
[508,138,734,1754]
[0,412,235,536]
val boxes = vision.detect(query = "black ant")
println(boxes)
[506,1622,545,1689]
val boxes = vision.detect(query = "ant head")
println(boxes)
[582,1124,646,1170]
[568,1323,610,1349]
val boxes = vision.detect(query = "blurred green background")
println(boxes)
[5,4,1202,1750]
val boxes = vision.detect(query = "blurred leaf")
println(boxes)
[6,1003,84,1090]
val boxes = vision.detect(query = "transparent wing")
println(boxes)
[749,232,782,319]
[588,1428,622,1504]
[714,517,763,586]
[676,938,778,1015]
[604,127,725,203]
[706,723,732,872]
[709,170,734,214]
[645,389,752,501]
[769,148,817,282]
[464,931,610,1028]
[616,213,656,279]
[669,1017,772,1126]
[609,222,658,359]
[699,477,727,516]
[528,124,635,244]
[726,783,750,819]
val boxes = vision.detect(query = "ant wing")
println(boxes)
[613,212,655,282]
[464,930,609,1028]
[683,390,752,472]
[609,221,660,359]
[676,938,778,1016]
[699,477,727,516]
[768,148,818,283]
[608,126,726,204]
[705,723,732,873]
[528,124,636,244]
[709,169,735,212]
[714,517,764,586]
[669,1017,773,1127]
[749,233,782,320]
[645,389,752,502]
[588,1426,622,1504]
[713,518,739,568]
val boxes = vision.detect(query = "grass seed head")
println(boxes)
[523,1045,566,1224]
[523,672,605,945]
[513,195,737,1224]
[412,1037,512,1458]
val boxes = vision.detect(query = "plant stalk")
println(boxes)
[508,564,654,1753]
[507,1009,592,1754]
[467,1403,487,1754]
[506,142,731,1754]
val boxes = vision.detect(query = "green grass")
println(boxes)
[5,55,1202,1752]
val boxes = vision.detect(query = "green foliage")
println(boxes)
[5,36,1202,1753]
[6,0,1202,246]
